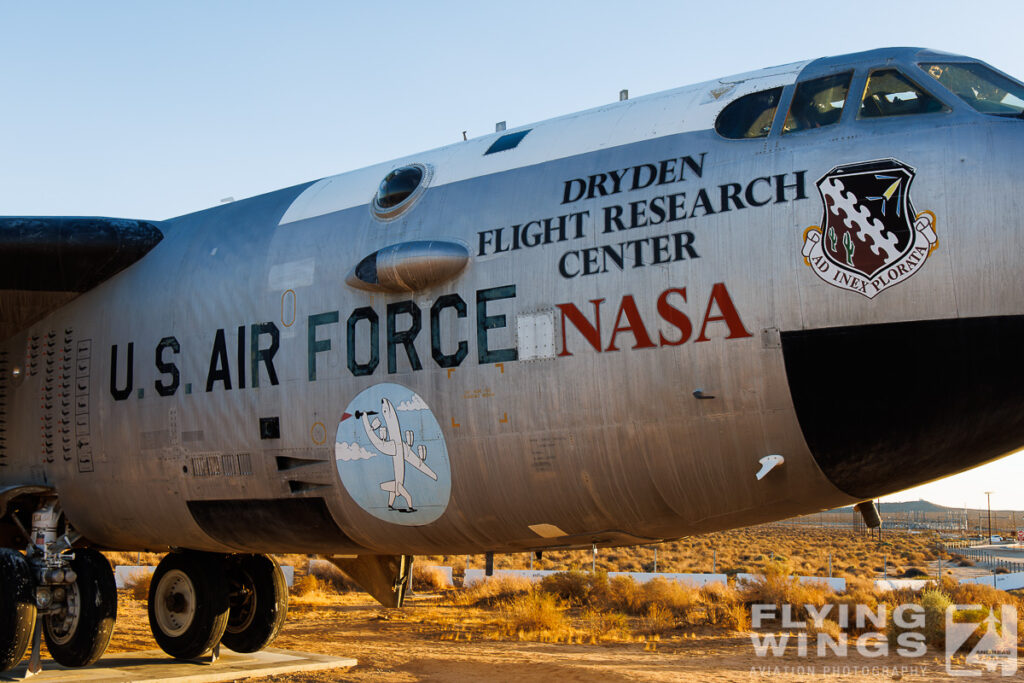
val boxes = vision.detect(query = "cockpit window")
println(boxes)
[714,87,783,139]
[859,69,948,118]
[920,62,1024,117]
[783,72,852,134]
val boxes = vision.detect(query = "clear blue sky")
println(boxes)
[1,1,1021,511]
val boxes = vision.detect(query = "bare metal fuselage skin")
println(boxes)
[1,48,1022,556]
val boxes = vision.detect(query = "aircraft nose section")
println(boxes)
[781,315,1024,499]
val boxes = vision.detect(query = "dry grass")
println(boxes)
[412,565,451,592]
[605,575,700,617]
[122,570,152,601]
[99,528,1021,653]
[737,561,831,621]
[699,583,748,630]
[307,560,361,592]
[539,569,607,606]
[580,607,630,641]
[638,603,676,635]
[500,592,567,635]
[806,617,842,640]
[102,551,164,567]
[419,526,942,580]
[454,576,533,607]
[289,573,352,607]
[291,574,326,598]
[458,571,752,641]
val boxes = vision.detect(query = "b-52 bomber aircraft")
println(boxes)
[1,46,1023,672]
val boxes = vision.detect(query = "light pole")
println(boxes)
[984,491,994,542]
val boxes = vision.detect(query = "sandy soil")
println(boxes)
[104,590,1016,682]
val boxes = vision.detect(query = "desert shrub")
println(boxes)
[919,589,952,647]
[842,576,879,605]
[123,571,153,601]
[539,570,608,606]
[639,578,699,616]
[103,551,164,567]
[806,617,842,640]
[581,608,629,640]
[884,589,950,651]
[599,576,698,618]
[738,572,789,612]
[291,574,326,598]
[457,576,532,607]
[936,575,959,593]
[949,583,1016,609]
[789,581,830,615]
[901,567,928,578]
[501,592,566,633]
[699,582,747,630]
[639,603,676,635]
[826,578,879,634]
[606,575,645,614]
[308,561,359,592]
[413,565,450,592]
[740,564,832,623]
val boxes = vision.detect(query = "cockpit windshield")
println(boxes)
[920,62,1024,117]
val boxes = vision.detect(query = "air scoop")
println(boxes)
[346,240,470,293]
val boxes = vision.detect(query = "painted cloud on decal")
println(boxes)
[397,395,429,411]
[335,441,377,461]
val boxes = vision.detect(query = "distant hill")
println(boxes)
[834,499,1021,514]
[878,500,948,513]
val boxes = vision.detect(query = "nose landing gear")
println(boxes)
[41,548,116,667]
[3,496,289,672]
[0,496,117,674]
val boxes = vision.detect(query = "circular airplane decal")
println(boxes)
[335,383,451,525]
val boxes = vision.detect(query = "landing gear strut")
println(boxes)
[41,549,117,667]
[0,497,117,674]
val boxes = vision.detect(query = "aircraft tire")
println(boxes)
[43,549,117,667]
[220,554,288,653]
[0,549,36,672]
[148,552,229,660]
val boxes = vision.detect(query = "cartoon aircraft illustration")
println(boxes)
[354,397,437,512]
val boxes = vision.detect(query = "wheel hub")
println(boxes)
[44,582,80,646]
[153,569,196,637]
[226,570,258,634]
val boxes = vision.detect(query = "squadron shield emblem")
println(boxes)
[801,159,937,298]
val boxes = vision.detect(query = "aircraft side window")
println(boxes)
[859,69,948,118]
[714,87,783,139]
[782,72,852,134]
[371,163,431,221]
[920,62,1024,117]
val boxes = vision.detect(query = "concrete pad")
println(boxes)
[1,647,355,682]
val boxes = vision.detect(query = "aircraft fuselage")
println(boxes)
[1,47,1022,560]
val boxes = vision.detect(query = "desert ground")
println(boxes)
[97,526,1022,682]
